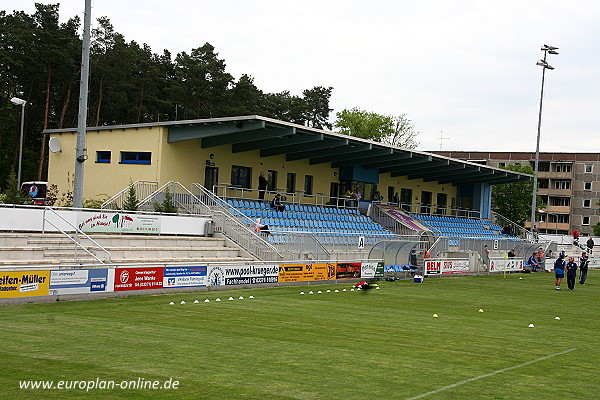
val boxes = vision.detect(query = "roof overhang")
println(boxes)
[43,115,532,186]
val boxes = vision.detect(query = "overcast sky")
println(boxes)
[4,0,600,153]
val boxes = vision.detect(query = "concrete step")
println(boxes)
[0,255,255,268]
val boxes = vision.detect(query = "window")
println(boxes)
[583,216,590,226]
[420,191,432,214]
[120,152,151,165]
[436,193,447,215]
[583,199,591,208]
[538,179,549,189]
[553,180,570,190]
[498,162,506,167]
[550,197,570,207]
[267,170,277,191]
[585,164,593,173]
[231,165,251,188]
[536,162,550,172]
[304,175,313,195]
[555,214,570,224]
[584,182,592,191]
[286,173,296,193]
[553,163,571,172]
[96,151,111,163]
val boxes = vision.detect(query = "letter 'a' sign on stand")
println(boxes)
[358,236,365,249]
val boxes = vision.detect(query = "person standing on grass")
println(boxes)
[566,257,578,291]
[579,252,589,285]
[554,254,566,290]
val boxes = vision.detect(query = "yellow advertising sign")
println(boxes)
[278,263,336,282]
[0,271,50,298]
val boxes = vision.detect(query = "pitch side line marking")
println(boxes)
[406,347,576,400]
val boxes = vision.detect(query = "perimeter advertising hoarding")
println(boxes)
[425,260,470,275]
[335,263,361,279]
[206,265,278,286]
[278,263,336,283]
[0,270,50,298]
[489,259,523,273]
[163,266,207,288]
[360,262,385,279]
[49,269,109,295]
[77,212,160,234]
[114,267,164,291]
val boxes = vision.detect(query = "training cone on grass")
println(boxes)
[309,291,314,294]
[555,316,561,320]
[300,292,305,295]
[239,296,244,300]
[317,291,322,294]
[249,296,254,299]
[204,299,210,303]
[228,297,234,300]
[216,298,221,302]
[180,301,186,304]
[376,286,380,290]
[479,309,484,312]
[432,314,439,318]
[334,290,339,292]
[519,277,523,280]
[343,289,347,292]
[528,323,535,328]
[169,302,175,305]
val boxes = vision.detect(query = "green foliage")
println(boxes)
[593,222,600,236]
[0,6,334,187]
[491,164,541,226]
[82,195,108,210]
[334,107,419,148]
[0,170,30,205]
[153,186,178,213]
[122,181,139,211]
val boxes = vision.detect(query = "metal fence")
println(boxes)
[101,180,158,210]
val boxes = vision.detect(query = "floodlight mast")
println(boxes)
[530,44,558,238]
[10,97,27,190]
[73,0,92,208]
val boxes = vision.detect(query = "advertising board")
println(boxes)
[335,263,361,279]
[0,271,50,298]
[49,269,110,295]
[360,262,385,279]
[278,263,336,282]
[114,267,164,291]
[78,212,160,234]
[163,266,207,288]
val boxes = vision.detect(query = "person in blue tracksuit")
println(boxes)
[528,252,540,272]
[565,257,578,291]
[554,254,565,290]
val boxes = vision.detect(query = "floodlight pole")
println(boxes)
[73,0,92,208]
[530,45,558,240]
[16,101,26,190]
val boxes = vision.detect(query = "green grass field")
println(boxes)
[1,270,599,400]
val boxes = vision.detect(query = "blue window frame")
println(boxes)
[96,151,111,163]
[120,152,151,165]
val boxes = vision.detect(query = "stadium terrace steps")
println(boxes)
[0,233,252,266]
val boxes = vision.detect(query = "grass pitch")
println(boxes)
[1,270,599,400]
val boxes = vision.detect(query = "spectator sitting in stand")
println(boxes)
[270,193,285,212]
[507,248,516,258]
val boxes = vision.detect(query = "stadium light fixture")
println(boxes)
[530,44,559,239]
[10,97,27,190]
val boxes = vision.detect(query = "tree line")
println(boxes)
[0,4,335,190]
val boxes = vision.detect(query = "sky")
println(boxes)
[4,0,600,153]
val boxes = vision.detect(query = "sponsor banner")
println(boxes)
[222,264,278,285]
[361,262,384,279]
[425,260,470,275]
[489,258,523,273]
[385,264,416,272]
[336,263,361,279]
[77,212,161,234]
[114,267,164,291]
[588,257,600,268]
[163,266,207,288]
[49,269,110,295]
[207,265,226,286]
[0,271,50,298]
[278,263,336,283]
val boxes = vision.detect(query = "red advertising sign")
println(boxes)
[114,267,164,291]
[425,261,441,275]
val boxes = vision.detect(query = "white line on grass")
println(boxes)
[405,347,576,400]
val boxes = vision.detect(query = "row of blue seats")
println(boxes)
[226,199,358,215]
[266,227,393,236]
[243,217,386,231]
[240,208,371,223]
[417,214,483,224]
[267,234,395,245]
[426,220,487,227]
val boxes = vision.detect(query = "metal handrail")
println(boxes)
[490,211,527,239]
[42,207,112,264]
[101,180,158,209]
[191,183,282,260]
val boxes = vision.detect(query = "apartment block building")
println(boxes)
[434,152,600,236]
